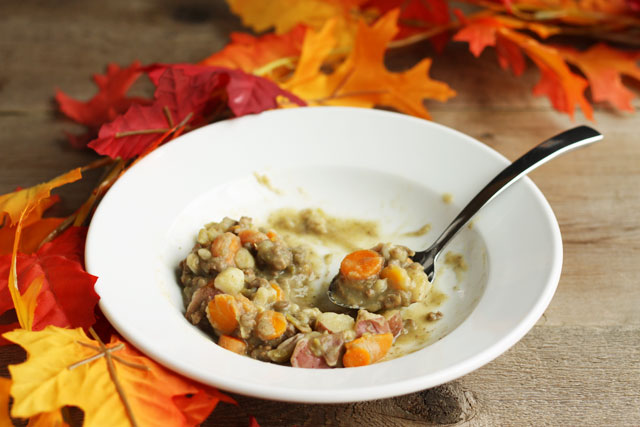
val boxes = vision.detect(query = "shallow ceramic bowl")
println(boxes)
[86,107,562,403]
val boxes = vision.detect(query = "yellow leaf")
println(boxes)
[0,378,11,427]
[227,0,342,33]
[0,169,82,228]
[285,10,455,119]
[7,209,43,330]
[226,0,361,48]
[4,327,218,427]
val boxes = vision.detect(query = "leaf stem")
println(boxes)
[163,106,175,128]
[89,328,140,427]
[115,128,170,138]
[254,56,298,76]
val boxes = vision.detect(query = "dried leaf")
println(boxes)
[225,0,362,48]
[56,62,150,148]
[500,28,593,120]
[37,227,88,265]
[173,387,237,425]
[88,67,228,159]
[285,10,455,118]
[559,43,640,111]
[364,0,451,49]
[148,64,306,116]
[0,169,82,228]
[453,14,593,119]
[0,226,98,332]
[200,26,306,77]
[4,327,225,427]
[0,218,64,256]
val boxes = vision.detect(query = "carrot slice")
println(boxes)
[237,229,268,245]
[343,332,393,367]
[218,335,247,355]
[340,249,384,280]
[255,310,287,341]
[207,294,239,334]
[266,230,279,241]
[210,232,241,264]
[380,265,410,290]
[270,282,284,301]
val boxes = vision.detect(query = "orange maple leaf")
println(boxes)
[4,326,230,427]
[453,15,593,120]
[559,43,640,111]
[284,10,455,119]
[200,25,306,78]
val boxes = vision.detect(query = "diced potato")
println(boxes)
[253,285,277,307]
[197,229,210,245]
[315,312,355,333]
[186,253,199,274]
[234,248,256,269]
[214,267,245,295]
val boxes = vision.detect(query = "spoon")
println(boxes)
[328,125,603,310]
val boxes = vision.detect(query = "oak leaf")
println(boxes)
[364,0,451,50]
[200,26,307,78]
[284,10,455,119]
[453,15,593,119]
[55,62,150,148]
[4,327,226,427]
[559,43,640,111]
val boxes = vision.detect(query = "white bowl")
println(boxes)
[86,107,562,403]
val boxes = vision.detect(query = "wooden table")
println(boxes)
[1,1,639,425]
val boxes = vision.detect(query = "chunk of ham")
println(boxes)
[185,286,220,324]
[354,310,403,339]
[290,338,330,369]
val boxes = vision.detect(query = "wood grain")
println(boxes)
[1,1,639,426]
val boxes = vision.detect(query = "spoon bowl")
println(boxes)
[328,125,603,310]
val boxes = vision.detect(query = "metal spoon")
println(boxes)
[328,125,603,309]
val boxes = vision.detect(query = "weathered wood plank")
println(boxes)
[203,325,640,426]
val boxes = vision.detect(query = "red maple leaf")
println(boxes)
[147,64,306,116]
[88,64,305,159]
[88,67,229,159]
[55,62,151,148]
[0,227,99,336]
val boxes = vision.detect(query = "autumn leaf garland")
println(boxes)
[2,2,640,426]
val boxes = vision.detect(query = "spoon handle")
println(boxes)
[414,125,603,277]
